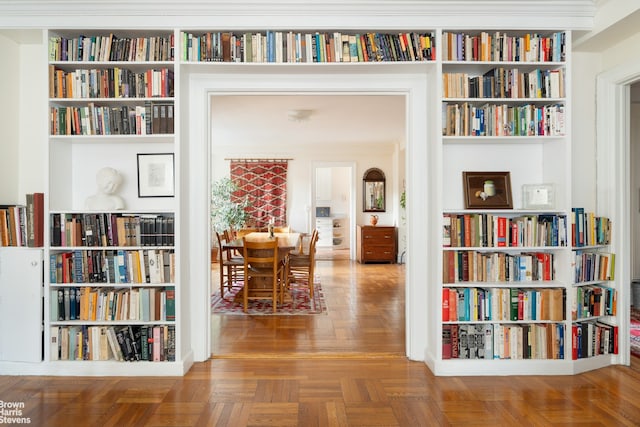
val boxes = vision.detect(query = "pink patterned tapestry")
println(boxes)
[230,160,288,228]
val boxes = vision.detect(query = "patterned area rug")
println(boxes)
[211,280,327,315]
[631,307,640,358]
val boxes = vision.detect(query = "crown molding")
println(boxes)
[0,1,595,30]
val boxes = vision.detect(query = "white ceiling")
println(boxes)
[210,94,406,148]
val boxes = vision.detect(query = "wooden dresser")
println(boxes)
[356,225,397,264]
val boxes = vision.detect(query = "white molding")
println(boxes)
[0,1,594,30]
[595,59,640,367]
[187,63,431,362]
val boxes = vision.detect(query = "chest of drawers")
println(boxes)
[356,225,396,263]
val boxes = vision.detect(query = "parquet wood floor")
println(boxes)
[211,259,406,357]
[2,259,640,426]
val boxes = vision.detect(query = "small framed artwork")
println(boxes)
[522,183,555,209]
[137,153,175,198]
[462,171,513,209]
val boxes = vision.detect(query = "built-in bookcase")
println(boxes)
[44,29,183,375]
[0,25,622,377]
[432,29,613,375]
[570,209,618,366]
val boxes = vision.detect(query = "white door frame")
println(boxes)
[596,59,640,366]
[185,64,433,363]
[312,161,357,259]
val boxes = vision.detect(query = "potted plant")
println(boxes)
[210,177,249,248]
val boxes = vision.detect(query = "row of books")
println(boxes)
[571,321,618,359]
[50,102,174,136]
[49,34,175,62]
[442,102,565,137]
[571,208,611,247]
[0,193,44,247]
[49,66,174,99]
[573,285,617,320]
[442,287,564,322]
[50,248,174,285]
[443,213,568,248]
[443,68,565,99]
[50,213,175,248]
[181,31,436,63]
[574,251,616,283]
[442,323,566,360]
[50,324,176,362]
[51,286,175,322]
[443,250,554,284]
[441,31,566,63]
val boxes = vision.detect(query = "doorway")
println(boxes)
[186,67,432,363]
[312,162,356,261]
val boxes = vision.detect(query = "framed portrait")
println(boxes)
[462,171,513,209]
[522,183,555,209]
[137,153,175,198]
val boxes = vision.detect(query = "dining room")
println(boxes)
[208,93,408,356]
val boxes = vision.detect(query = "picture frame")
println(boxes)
[462,171,513,209]
[522,183,555,210]
[363,167,386,212]
[137,153,175,198]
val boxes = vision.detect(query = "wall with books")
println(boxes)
[0,2,633,376]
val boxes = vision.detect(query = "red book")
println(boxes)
[535,252,552,281]
[451,325,459,358]
[442,288,450,321]
[510,221,519,247]
[496,216,507,247]
[517,291,524,321]
[442,324,452,359]
[461,251,469,282]
[449,288,458,321]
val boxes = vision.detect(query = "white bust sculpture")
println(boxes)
[85,167,125,210]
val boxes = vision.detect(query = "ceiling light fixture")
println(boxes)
[287,109,313,122]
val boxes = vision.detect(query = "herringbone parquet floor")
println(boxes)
[1,259,639,426]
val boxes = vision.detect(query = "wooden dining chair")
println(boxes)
[273,225,290,233]
[242,237,285,313]
[215,231,244,298]
[287,228,319,299]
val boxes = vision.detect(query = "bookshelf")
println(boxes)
[44,30,184,375]
[570,209,618,369]
[0,24,625,377]
[179,30,436,63]
[432,29,605,375]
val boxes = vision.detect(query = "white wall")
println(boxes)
[572,51,602,210]
[0,33,47,205]
[211,142,398,234]
[0,34,20,204]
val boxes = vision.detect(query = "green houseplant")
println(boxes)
[210,177,249,235]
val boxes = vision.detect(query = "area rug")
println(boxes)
[631,307,640,358]
[211,280,327,315]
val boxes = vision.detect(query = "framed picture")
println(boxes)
[522,183,555,209]
[137,153,175,198]
[462,171,513,209]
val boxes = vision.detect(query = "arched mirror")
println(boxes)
[363,168,385,212]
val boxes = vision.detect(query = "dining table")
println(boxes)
[223,232,300,299]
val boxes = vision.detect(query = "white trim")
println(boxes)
[595,59,640,367]
[187,63,431,362]
[0,2,594,30]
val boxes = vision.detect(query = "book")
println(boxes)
[442,324,452,359]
